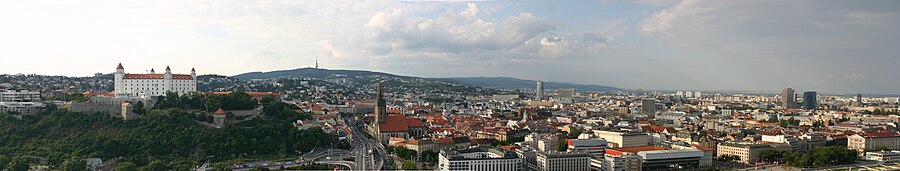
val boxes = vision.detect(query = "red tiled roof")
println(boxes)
[379,115,410,132]
[311,105,323,111]
[117,63,124,69]
[863,130,900,138]
[692,144,713,151]
[499,145,519,151]
[123,74,193,80]
[641,126,676,133]
[213,108,226,115]
[407,118,425,127]
[435,138,454,145]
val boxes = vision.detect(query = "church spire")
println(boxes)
[374,82,386,124]
[521,110,529,122]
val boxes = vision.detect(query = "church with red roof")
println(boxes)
[366,83,429,144]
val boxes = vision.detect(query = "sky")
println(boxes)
[1,0,899,94]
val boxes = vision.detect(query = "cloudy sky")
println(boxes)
[2,0,899,94]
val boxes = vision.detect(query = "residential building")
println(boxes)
[0,89,44,115]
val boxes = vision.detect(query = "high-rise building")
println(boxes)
[536,81,544,100]
[803,91,817,110]
[781,87,795,109]
[558,88,575,99]
[857,93,864,107]
[641,99,657,114]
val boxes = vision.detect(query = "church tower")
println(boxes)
[373,82,387,133]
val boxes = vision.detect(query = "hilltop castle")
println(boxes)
[113,63,197,97]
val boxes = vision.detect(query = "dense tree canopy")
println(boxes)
[154,92,258,111]
[755,146,858,168]
[0,106,343,169]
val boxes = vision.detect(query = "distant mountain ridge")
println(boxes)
[232,68,621,92]
[232,67,406,80]
[433,77,622,92]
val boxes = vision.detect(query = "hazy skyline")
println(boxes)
[2,0,899,94]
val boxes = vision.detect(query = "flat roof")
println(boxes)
[608,146,669,153]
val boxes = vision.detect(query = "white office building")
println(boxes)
[439,146,524,171]
[0,89,44,115]
[536,151,592,171]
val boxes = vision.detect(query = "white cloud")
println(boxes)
[638,0,900,93]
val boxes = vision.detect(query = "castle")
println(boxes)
[113,63,197,97]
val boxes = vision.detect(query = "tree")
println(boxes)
[115,162,138,171]
[420,151,439,163]
[569,129,583,138]
[210,163,229,171]
[759,149,783,163]
[8,156,29,171]
[767,115,779,123]
[138,160,168,171]
[132,101,146,115]
[61,157,88,171]
[402,161,418,170]
[0,155,9,170]
[786,146,857,168]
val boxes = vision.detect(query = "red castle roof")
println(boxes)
[117,63,124,69]
[123,74,193,80]
[213,108,226,115]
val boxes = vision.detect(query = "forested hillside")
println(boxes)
[0,104,344,170]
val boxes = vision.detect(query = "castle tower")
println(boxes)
[164,66,172,93]
[150,68,155,74]
[115,63,125,97]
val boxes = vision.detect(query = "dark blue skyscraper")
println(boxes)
[803,91,817,110]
